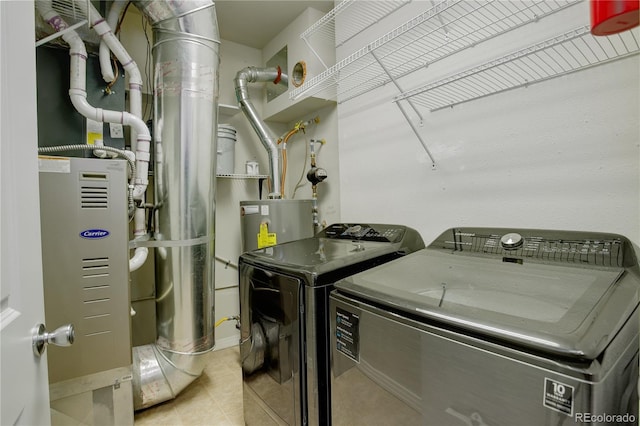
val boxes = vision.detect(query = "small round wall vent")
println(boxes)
[292,61,307,88]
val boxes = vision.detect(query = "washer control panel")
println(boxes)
[432,227,630,267]
[500,233,524,250]
[320,223,406,243]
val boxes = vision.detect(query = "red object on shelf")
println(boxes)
[591,0,640,36]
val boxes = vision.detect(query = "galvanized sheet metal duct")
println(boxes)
[131,0,219,410]
[235,67,288,199]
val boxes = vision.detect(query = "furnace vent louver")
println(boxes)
[80,172,109,209]
[82,257,110,279]
[82,256,113,337]
[80,186,108,208]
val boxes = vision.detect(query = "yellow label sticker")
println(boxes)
[257,222,277,248]
[87,132,102,146]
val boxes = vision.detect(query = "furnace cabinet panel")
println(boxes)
[39,157,132,384]
[36,45,126,155]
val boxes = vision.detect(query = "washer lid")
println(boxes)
[335,249,635,359]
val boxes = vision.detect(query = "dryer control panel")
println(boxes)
[319,223,406,243]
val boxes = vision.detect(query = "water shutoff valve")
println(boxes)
[307,167,327,185]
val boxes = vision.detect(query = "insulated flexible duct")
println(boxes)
[131,0,220,410]
[235,67,288,199]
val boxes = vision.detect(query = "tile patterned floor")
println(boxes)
[134,346,244,426]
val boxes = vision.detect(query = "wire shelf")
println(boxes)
[290,0,581,103]
[301,0,411,48]
[299,0,410,74]
[395,25,640,111]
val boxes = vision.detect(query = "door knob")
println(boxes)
[32,323,75,357]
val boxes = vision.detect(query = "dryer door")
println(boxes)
[240,263,305,425]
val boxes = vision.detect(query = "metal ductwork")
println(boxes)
[131,0,220,410]
[235,66,288,199]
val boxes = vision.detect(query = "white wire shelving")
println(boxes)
[395,25,640,111]
[301,0,411,48]
[300,0,411,69]
[290,0,583,104]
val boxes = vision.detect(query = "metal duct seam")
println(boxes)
[131,0,220,410]
[234,66,289,199]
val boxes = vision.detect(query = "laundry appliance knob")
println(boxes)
[500,232,524,250]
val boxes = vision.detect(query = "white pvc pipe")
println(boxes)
[98,46,115,82]
[80,2,149,270]
[67,92,149,199]
[92,138,110,158]
[76,1,145,162]
[36,0,149,271]
[73,0,148,202]
[98,0,129,83]
[129,201,148,272]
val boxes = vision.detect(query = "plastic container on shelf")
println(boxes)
[217,124,236,175]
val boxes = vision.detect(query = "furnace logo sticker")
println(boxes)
[80,229,110,239]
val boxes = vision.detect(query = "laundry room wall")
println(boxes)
[336,1,640,246]
[215,39,273,348]
[259,6,340,226]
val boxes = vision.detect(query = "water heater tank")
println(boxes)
[240,199,315,252]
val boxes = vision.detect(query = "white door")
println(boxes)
[1,1,52,425]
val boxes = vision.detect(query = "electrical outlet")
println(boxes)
[110,123,124,139]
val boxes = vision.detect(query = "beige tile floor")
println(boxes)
[134,346,244,426]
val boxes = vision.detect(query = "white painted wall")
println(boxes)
[119,6,152,96]
[215,39,269,347]
[278,103,340,225]
[337,1,640,245]
[215,32,340,346]
[262,7,337,122]
[258,6,339,221]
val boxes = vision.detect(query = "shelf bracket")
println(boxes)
[371,51,423,122]
[371,50,434,168]
[302,37,330,70]
[396,101,436,169]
